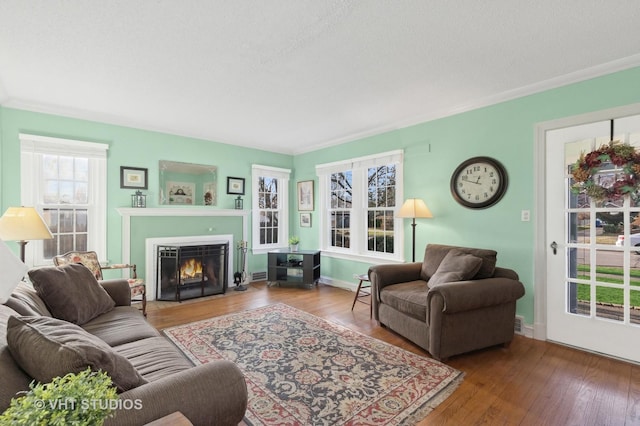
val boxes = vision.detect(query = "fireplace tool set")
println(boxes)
[234,240,248,291]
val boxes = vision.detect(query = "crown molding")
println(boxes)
[293,54,640,155]
[3,54,640,156]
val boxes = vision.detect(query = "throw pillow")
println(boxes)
[420,244,498,281]
[28,263,115,325]
[428,249,483,286]
[0,239,28,304]
[6,315,147,393]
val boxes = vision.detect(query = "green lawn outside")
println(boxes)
[573,242,640,306]
[577,272,640,305]
[577,282,640,306]
[577,264,640,278]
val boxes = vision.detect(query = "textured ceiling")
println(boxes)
[1,1,639,154]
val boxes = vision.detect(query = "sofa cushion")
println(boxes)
[420,244,497,281]
[379,280,429,321]
[428,249,483,286]
[114,336,193,382]
[28,263,115,325]
[82,306,160,347]
[6,315,146,393]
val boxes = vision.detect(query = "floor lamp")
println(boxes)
[0,207,53,262]
[397,198,433,262]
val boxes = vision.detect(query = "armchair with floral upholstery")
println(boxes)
[52,251,146,316]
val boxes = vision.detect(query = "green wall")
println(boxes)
[292,66,640,324]
[2,66,640,325]
[0,108,292,279]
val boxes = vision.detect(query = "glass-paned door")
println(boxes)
[546,114,640,363]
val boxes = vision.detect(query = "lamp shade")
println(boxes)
[397,198,433,219]
[0,238,28,303]
[0,207,53,241]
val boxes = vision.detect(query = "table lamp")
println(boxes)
[0,207,53,262]
[397,198,433,262]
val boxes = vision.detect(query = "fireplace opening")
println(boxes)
[157,243,228,302]
[180,257,204,283]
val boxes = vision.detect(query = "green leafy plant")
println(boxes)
[0,368,118,426]
[288,236,300,245]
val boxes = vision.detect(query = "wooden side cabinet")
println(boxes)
[268,249,321,287]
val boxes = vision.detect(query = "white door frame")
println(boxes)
[533,102,640,341]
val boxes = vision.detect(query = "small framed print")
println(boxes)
[297,180,314,211]
[300,212,311,228]
[120,166,148,189]
[227,177,245,195]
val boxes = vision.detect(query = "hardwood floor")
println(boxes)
[146,282,640,426]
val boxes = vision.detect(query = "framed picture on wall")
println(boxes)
[300,212,311,227]
[297,180,314,211]
[227,177,245,195]
[120,166,148,189]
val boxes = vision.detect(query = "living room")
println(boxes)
[1,2,640,425]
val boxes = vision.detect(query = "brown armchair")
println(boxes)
[52,251,146,316]
[369,244,525,361]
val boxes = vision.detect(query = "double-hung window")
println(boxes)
[251,165,291,254]
[317,150,403,261]
[20,134,108,265]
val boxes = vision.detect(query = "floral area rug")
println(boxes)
[163,303,463,425]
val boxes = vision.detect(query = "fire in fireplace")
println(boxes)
[180,258,204,283]
[156,243,228,302]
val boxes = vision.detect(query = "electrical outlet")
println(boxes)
[521,210,530,222]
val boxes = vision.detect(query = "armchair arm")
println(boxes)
[368,262,423,290]
[102,263,137,279]
[369,263,424,321]
[493,266,519,280]
[105,361,247,426]
[427,277,525,318]
[99,279,132,306]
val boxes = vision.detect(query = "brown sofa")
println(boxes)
[369,244,525,361]
[0,265,247,425]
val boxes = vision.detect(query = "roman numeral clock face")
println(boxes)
[450,157,508,209]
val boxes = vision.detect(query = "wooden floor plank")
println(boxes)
[146,282,636,425]
[627,366,640,425]
[519,343,588,425]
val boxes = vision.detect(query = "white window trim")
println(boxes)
[20,133,108,265]
[316,150,404,263]
[251,164,291,255]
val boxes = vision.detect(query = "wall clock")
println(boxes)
[450,156,508,209]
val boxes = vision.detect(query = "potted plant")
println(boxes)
[289,236,300,252]
[0,368,118,425]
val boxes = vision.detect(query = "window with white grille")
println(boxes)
[20,134,108,265]
[317,150,403,261]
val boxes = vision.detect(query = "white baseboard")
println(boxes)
[319,276,358,291]
[516,323,535,339]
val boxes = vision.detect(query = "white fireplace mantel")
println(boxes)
[116,208,249,264]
